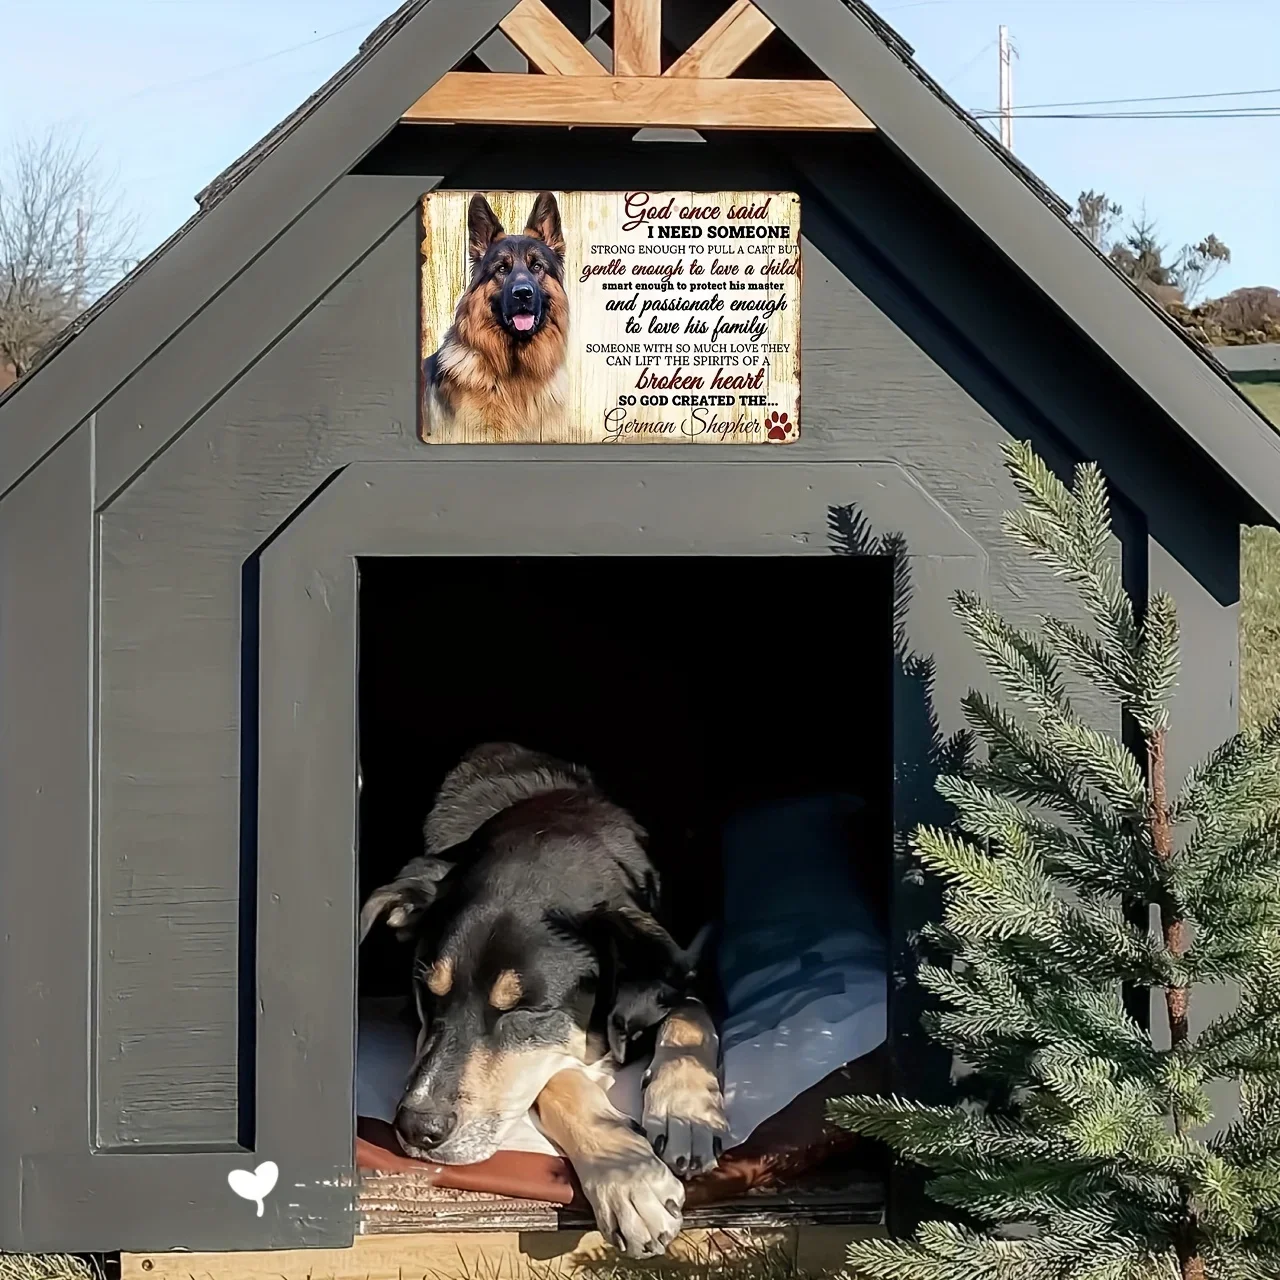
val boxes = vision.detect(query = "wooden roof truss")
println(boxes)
[403,0,875,131]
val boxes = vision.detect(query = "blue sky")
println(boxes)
[2,0,1277,296]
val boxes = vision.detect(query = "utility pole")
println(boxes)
[998,24,1014,152]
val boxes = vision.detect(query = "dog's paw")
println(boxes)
[642,1058,729,1179]
[575,1125,685,1259]
[642,1001,729,1178]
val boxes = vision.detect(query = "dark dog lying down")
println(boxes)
[359,743,729,1257]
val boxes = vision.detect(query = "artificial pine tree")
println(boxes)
[832,441,1280,1280]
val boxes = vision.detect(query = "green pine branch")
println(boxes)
[832,439,1280,1280]
[842,1217,1181,1280]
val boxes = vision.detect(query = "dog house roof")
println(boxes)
[1,0,1277,522]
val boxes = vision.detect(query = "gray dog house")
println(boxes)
[3,0,1280,1259]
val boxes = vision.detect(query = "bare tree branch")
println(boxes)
[1173,233,1231,306]
[1070,188,1124,252]
[0,126,139,381]
[1067,189,1233,311]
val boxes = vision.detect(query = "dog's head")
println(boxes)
[465,192,566,342]
[361,859,613,1165]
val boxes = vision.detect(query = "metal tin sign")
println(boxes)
[419,189,800,444]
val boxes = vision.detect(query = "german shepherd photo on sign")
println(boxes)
[420,191,570,443]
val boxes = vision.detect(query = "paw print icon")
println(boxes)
[766,411,796,442]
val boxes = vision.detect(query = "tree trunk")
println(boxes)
[1148,727,1203,1280]
[1149,730,1189,1046]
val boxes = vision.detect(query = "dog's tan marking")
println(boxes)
[643,999,729,1175]
[458,1045,551,1111]
[426,957,453,996]
[453,1022,589,1125]
[536,1069,684,1259]
[657,1009,706,1049]
[536,1069,638,1161]
[643,1054,726,1129]
[408,1039,590,1167]
[489,969,523,1010]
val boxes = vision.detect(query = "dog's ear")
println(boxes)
[543,907,607,975]
[552,902,684,973]
[467,194,505,266]
[524,192,565,260]
[359,855,453,944]
[611,903,683,960]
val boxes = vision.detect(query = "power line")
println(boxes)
[86,15,385,116]
[884,0,1275,9]
[974,102,1280,117]
[938,38,997,86]
[973,85,1280,112]
[972,109,1280,120]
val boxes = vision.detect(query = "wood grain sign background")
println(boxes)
[419,189,801,444]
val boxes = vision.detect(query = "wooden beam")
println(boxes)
[499,0,606,75]
[403,73,875,130]
[665,0,775,79]
[613,0,662,76]
[124,1228,885,1280]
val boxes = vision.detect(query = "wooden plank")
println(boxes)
[614,0,662,75]
[0,431,93,1249]
[358,1164,883,1235]
[123,1227,819,1280]
[125,1233,540,1280]
[359,1176,562,1233]
[499,0,606,75]
[404,73,875,130]
[666,0,775,79]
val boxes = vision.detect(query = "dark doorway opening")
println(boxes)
[356,555,894,1229]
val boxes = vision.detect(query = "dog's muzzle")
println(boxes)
[397,1111,508,1165]
[506,282,539,334]
[394,1101,457,1153]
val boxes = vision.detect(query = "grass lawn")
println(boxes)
[1242,522,1280,729]
[1240,381,1280,730]
[1240,380,1280,430]
[0,1259,97,1280]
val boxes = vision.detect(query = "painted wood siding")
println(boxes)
[0,133,1251,1252]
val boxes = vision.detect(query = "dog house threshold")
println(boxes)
[356,1174,886,1234]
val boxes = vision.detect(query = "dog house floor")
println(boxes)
[357,1169,886,1235]
[355,555,893,1231]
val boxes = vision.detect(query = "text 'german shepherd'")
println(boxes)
[360,744,729,1259]
[423,193,570,440]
